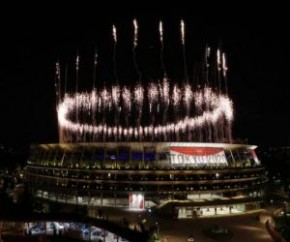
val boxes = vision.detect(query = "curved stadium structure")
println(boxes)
[26,142,266,218]
[25,20,267,218]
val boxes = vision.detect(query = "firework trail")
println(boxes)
[101,87,112,141]
[75,52,80,141]
[55,61,63,142]
[63,64,69,142]
[159,21,170,134]
[222,52,228,94]
[112,85,120,141]
[112,25,117,43]
[217,49,225,140]
[132,19,142,81]
[159,21,163,44]
[148,82,159,114]
[58,86,233,143]
[111,26,121,141]
[203,46,211,141]
[184,84,193,116]
[56,21,234,144]
[134,84,144,140]
[122,86,132,130]
[180,20,188,82]
[55,61,61,103]
[133,19,138,48]
[217,49,222,93]
[64,64,68,96]
[205,45,211,86]
[93,49,98,89]
[91,89,97,141]
[76,53,80,93]
[112,25,118,82]
[160,77,170,130]
[148,82,159,140]
[159,20,167,77]
[173,84,181,141]
[92,49,98,141]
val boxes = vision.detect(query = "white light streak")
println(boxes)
[222,52,228,77]
[113,25,117,43]
[159,21,163,43]
[180,20,185,45]
[133,19,138,48]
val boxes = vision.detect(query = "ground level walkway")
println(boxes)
[88,207,273,242]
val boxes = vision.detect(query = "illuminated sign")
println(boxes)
[129,193,144,209]
[170,147,227,166]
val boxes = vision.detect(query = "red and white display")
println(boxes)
[129,193,144,210]
[170,147,227,166]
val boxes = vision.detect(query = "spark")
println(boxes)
[113,25,117,43]
[55,62,61,102]
[134,84,144,106]
[217,49,222,71]
[160,78,170,104]
[148,82,159,104]
[207,47,211,58]
[94,51,98,65]
[57,85,233,142]
[148,82,159,112]
[76,55,80,71]
[184,84,193,106]
[122,86,132,111]
[133,19,138,48]
[222,52,228,77]
[100,87,112,109]
[56,22,234,144]
[112,85,120,107]
[159,21,163,43]
[180,20,185,45]
[173,84,181,106]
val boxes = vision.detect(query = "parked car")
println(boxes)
[30,227,45,235]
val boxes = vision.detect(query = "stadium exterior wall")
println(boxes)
[25,142,267,218]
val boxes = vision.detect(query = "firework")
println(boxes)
[159,21,163,44]
[180,20,185,46]
[57,21,233,143]
[113,25,117,43]
[133,19,138,48]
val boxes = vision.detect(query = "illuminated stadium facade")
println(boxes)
[25,20,267,218]
[26,142,266,218]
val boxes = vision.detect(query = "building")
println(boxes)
[25,21,268,218]
[25,142,267,218]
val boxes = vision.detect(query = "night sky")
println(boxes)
[1,9,289,148]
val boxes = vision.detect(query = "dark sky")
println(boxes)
[1,9,289,147]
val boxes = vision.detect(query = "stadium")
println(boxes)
[25,142,266,218]
[25,20,267,218]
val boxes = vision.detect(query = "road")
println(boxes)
[88,207,273,242]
